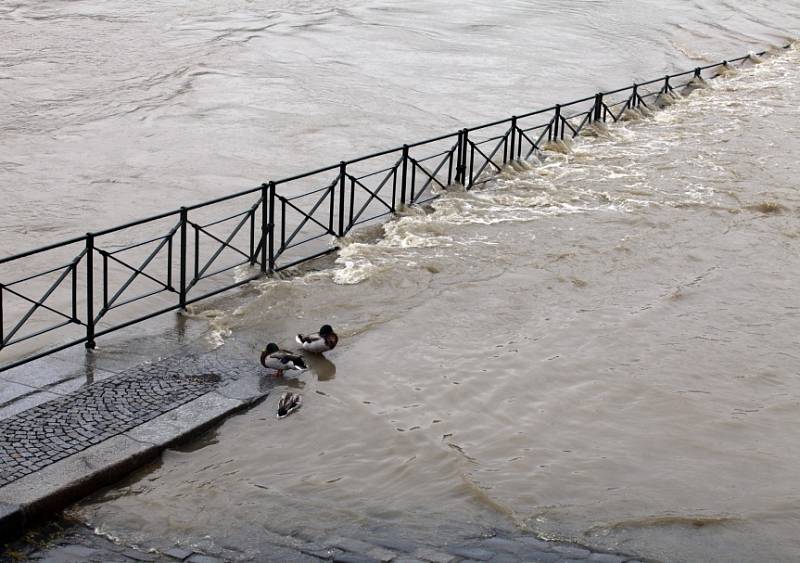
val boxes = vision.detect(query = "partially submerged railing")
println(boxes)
[0,47,787,372]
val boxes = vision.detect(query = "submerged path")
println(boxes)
[3,516,647,563]
[0,346,650,563]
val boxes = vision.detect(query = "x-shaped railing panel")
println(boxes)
[0,255,83,348]
[347,160,400,227]
[466,128,511,188]
[275,180,336,258]
[410,146,456,203]
[187,203,259,291]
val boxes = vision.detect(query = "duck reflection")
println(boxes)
[303,353,336,382]
[259,374,305,393]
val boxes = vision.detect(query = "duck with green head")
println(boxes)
[260,342,307,377]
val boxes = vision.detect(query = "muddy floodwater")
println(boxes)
[67,47,800,563]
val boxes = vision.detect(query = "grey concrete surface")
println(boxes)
[0,343,271,544]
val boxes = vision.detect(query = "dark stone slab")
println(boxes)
[413,547,459,563]
[587,554,625,563]
[122,549,159,561]
[163,547,195,560]
[333,554,381,563]
[516,536,553,552]
[488,553,520,563]
[521,552,561,563]
[186,555,226,563]
[481,537,527,554]
[447,546,495,561]
[552,545,590,559]
[61,544,100,557]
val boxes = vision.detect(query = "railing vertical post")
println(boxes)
[260,183,268,274]
[179,207,187,309]
[631,83,639,108]
[553,105,561,140]
[509,116,517,162]
[329,179,336,231]
[594,93,603,122]
[85,233,96,349]
[71,264,77,322]
[268,182,276,272]
[461,128,472,188]
[349,175,356,227]
[400,145,409,206]
[663,75,670,93]
[455,132,464,185]
[248,204,255,265]
[102,252,108,309]
[338,161,347,236]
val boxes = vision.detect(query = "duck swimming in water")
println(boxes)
[296,324,338,354]
[277,392,303,418]
[260,342,307,377]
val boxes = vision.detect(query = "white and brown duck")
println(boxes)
[296,324,339,354]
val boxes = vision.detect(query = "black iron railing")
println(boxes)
[0,48,787,372]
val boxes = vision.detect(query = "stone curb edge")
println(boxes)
[0,389,268,543]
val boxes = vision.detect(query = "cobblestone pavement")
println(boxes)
[0,352,256,487]
[1,519,651,563]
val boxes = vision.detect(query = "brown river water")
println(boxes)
[70,47,800,563]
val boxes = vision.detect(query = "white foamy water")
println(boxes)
[70,47,800,563]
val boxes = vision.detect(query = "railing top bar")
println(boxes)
[0,235,86,266]
[669,68,699,79]
[406,130,460,149]
[184,185,262,211]
[517,105,557,120]
[273,162,341,185]
[344,146,402,165]
[637,76,668,88]
[602,84,635,96]
[467,117,512,132]
[559,94,598,108]
[697,61,726,72]
[93,208,181,237]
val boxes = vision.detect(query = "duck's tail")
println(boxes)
[293,357,308,371]
[295,334,305,345]
[277,392,303,418]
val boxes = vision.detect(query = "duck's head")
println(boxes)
[320,324,334,335]
[265,342,280,354]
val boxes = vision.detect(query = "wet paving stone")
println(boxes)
[446,546,495,561]
[0,353,255,487]
[586,555,626,563]
[551,545,591,559]
[162,547,194,560]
